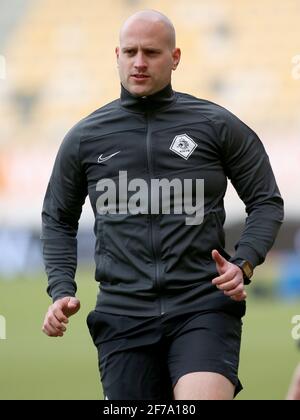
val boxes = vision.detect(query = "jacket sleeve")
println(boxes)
[41,124,88,302]
[216,110,284,269]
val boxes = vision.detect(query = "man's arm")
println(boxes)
[41,124,88,335]
[220,112,284,267]
[211,110,284,300]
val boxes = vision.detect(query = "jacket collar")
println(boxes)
[120,83,175,113]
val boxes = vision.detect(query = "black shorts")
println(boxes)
[87,309,243,400]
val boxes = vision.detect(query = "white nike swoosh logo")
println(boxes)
[97,151,120,163]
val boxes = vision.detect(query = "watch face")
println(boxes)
[243,261,253,278]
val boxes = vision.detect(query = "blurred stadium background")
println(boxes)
[0,0,300,400]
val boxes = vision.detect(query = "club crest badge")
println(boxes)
[170,134,197,160]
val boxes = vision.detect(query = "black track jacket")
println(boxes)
[41,84,284,317]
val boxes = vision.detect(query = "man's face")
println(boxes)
[116,19,180,97]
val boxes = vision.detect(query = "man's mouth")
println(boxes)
[131,74,150,79]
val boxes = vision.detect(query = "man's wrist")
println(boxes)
[231,258,253,285]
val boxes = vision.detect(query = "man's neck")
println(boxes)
[120,83,175,113]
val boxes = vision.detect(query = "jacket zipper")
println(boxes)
[145,112,165,316]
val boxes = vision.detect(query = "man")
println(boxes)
[41,10,284,400]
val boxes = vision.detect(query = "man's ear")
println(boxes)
[172,48,181,70]
[115,46,120,60]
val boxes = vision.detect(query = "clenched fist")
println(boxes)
[211,250,247,302]
[42,296,81,337]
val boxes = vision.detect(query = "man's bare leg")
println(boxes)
[286,363,300,400]
[173,372,235,400]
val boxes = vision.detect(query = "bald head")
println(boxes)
[120,10,176,50]
[116,9,181,97]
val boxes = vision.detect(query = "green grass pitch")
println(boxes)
[0,269,299,400]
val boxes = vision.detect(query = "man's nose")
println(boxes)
[134,52,147,70]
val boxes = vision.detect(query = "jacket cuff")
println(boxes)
[229,244,262,269]
[47,281,77,303]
